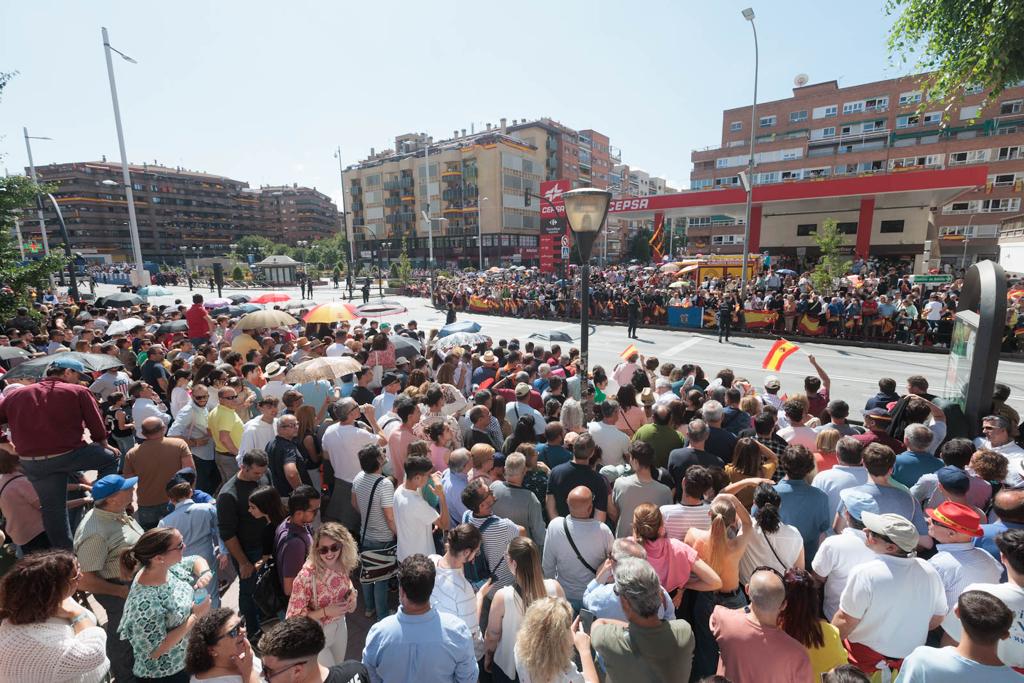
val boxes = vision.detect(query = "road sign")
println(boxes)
[361,250,372,259]
[561,246,570,259]
[560,235,569,248]
[911,274,953,284]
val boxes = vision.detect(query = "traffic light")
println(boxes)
[524,189,531,207]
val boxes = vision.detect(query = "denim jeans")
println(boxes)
[95,590,137,683]
[136,504,167,531]
[20,443,118,549]
[359,537,395,621]
[233,546,264,640]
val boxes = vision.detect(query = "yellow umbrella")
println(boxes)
[236,309,299,330]
[303,302,359,324]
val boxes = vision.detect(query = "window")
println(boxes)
[712,235,743,245]
[836,222,858,235]
[960,105,981,120]
[899,91,923,106]
[691,179,713,190]
[923,111,942,125]
[729,121,742,132]
[760,115,777,128]
[880,219,905,233]
[1001,100,1023,115]
[983,198,1022,213]
[790,110,808,123]
[822,126,836,138]
[843,101,865,114]
[797,224,817,237]
[813,105,838,119]
[999,146,1022,160]
[865,97,889,111]
[896,114,920,128]
[964,84,984,95]
[993,173,1017,186]
[781,170,802,180]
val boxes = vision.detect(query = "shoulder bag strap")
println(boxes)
[0,474,26,500]
[562,518,597,574]
[360,477,384,543]
[620,408,634,433]
[762,530,788,569]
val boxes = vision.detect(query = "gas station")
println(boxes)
[542,166,990,272]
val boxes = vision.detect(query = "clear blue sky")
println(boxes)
[0,1,909,205]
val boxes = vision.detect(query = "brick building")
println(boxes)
[690,75,1024,264]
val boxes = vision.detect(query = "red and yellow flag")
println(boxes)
[743,310,779,329]
[797,314,825,336]
[762,338,800,371]
[620,344,638,360]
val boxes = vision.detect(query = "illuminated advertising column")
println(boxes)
[539,180,568,273]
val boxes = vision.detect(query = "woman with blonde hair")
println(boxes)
[514,597,598,683]
[813,429,842,473]
[285,522,359,666]
[484,537,565,683]
[684,493,753,680]
[631,503,721,608]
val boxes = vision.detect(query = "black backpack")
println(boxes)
[462,512,502,588]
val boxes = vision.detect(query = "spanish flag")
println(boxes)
[620,344,638,360]
[797,314,825,336]
[762,338,800,371]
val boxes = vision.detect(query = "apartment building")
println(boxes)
[257,184,341,244]
[344,121,545,268]
[27,161,341,264]
[690,75,1024,263]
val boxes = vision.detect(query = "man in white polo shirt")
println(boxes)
[811,488,879,620]
[942,528,1024,669]
[588,400,630,469]
[832,512,947,674]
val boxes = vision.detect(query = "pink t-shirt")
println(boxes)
[429,444,450,473]
[643,536,698,593]
[387,427,417,484]
[0,473,44,545]
[710,605,814,683]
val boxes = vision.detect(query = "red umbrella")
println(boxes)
[251,292,292,304]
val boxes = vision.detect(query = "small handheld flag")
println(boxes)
[762,338,800,372]
[620,344,638,361]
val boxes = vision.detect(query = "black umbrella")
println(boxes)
[389,335,422,361]
[229,294,251,304]
[99,292,143,308]
[156,320,189,335]
[210,305,247,318]
[0,347,31,361]
[530,330,574,343]
[4,352,124,381]
[75,311,93,322]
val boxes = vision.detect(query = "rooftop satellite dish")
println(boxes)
[794,73,810,87]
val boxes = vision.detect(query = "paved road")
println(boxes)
[94,282,1024,414]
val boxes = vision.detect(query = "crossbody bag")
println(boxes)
[357,476,398,585]
[563,518,597,574]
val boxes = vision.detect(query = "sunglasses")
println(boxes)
[262,659,308,682]
[193,395,209,400]
[317,543,341,555]
[222,394,238,400]
[216,622,246,641]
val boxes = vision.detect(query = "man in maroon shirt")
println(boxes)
[0,357,118,548]
[186,293,215,345]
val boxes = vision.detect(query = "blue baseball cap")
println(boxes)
[840,488,880,522]
[92,474,139,502]
[936,466,971,495]
[50,356,87,373]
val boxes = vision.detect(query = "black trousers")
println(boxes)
[718,317,732,341]
[627,316,638,338]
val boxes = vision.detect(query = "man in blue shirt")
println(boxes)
[583,538,673,620]
[363,555,478,683]
[159,473,224,606]
[772,445,830,563]
[893,423,943,488]
[442,449,471,526]
[536,422,573,468]
[839,443,930,547]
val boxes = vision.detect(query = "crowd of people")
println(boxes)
[425,256,1024,350]
[0,287,1023,682]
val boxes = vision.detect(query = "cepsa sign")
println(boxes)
[539,180,568,235]
[608,197,650,213]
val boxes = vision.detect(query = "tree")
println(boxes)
[395,238,413,285]
[0,175,68,318]
[887,0,1024,111]
[630,228,652,262]
[234,235,276,262]
[231,265,245,281]
[809,218,853,293]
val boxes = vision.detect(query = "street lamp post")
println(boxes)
[477,197,489,270]
[22,128,56,291]
[962,214,977,270]
[739,7,759,297]
[562,188,611,382]
[101,27,146,287]
[44,193,79,301]
[334,146,355,264]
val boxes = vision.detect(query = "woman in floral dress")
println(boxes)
[119,528,214,683]
[285,522,360,666]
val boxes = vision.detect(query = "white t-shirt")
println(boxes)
[777,424,818,451]
[260,380,293,402]
[924,300,943,321]
[189,656,263,683]
[322,423,379,482]
[325,342,351,357]
[393,485,439,561]
[897,645,1021,682]
[942,580,1024,667]
[811,528,878,620]
[236,417,278,466]
[588,421,631,468]
[738,521,805,584]
[839,553,947,658]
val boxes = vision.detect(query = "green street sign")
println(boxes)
[911,274,953,284]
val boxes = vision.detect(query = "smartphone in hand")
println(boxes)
[579,608,596,635]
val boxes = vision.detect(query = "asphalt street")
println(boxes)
[93,281,1024,414]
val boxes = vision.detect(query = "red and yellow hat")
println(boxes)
[926,501,983,537]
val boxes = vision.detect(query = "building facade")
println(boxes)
[690,75,1024,263]
[26,161,340,264]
